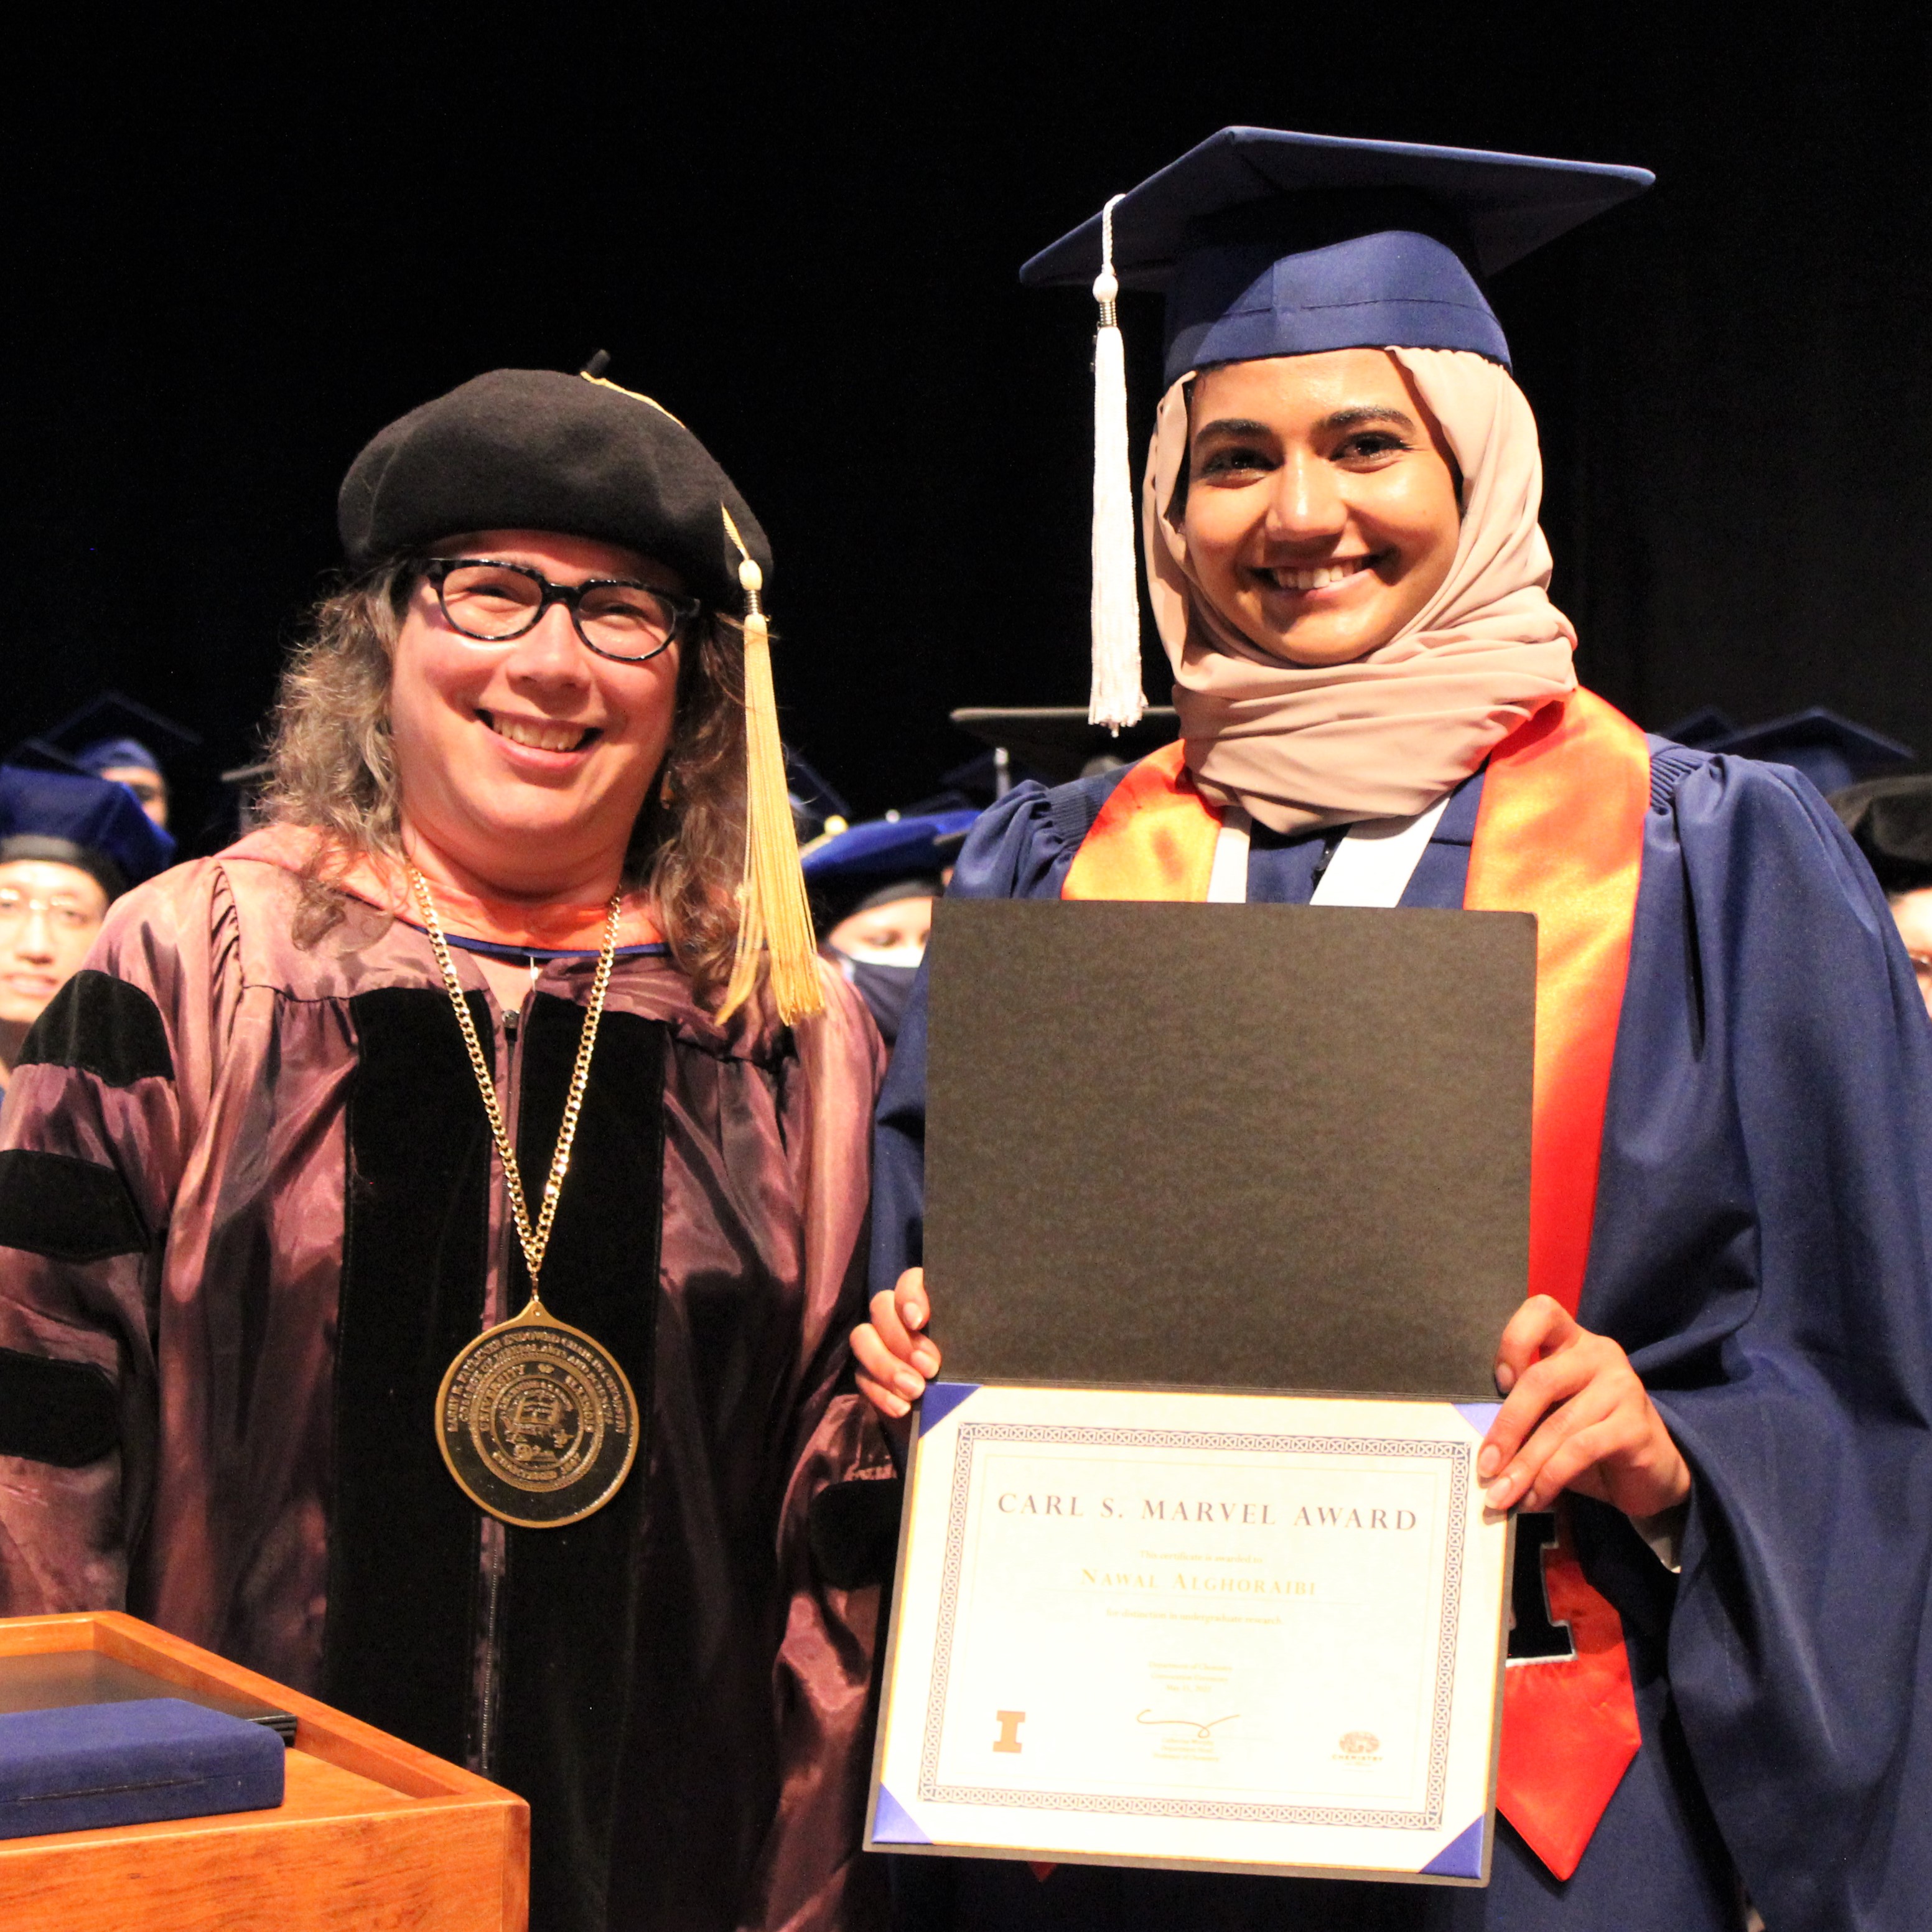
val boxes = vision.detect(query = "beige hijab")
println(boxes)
[1144,347,1577,833]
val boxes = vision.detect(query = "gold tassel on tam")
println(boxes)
[718,505,824,1025]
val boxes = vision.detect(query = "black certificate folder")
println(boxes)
[923,898,1535,1401]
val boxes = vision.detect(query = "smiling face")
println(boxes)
[388,528,684,902]
[0,859,109,1033]
[1180,350,1463,667]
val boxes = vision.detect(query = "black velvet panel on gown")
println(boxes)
[328,988,667,1932]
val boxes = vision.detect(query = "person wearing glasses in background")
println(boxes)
[0,368,894,1932]
[0,765,174,1091]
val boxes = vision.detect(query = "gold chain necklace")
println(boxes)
[413,867,642,1529]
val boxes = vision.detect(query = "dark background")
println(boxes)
[5,3,1928,846]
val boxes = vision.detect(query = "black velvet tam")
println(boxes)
[337,368,771,609]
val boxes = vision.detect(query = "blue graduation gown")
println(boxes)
[872,742,1932,1931]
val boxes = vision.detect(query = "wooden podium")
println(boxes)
[0,1612,528,1931]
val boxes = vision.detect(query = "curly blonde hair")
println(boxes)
[261,559,748,998]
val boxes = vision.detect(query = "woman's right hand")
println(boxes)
[852,1268,942,1418]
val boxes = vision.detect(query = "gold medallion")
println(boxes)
[436,1302,640,1528]
[410,868,638,1530]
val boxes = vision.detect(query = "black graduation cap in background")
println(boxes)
[1664,706,1915,796]
[9,691,202,778]
[949,707,1180,790]
[1831,775,1932,895]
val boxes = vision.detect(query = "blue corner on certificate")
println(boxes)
[919,1381,981,1431]
[868,1385,1508,1885]
[1420,1816,1487,1878]
[871,1785,931,1846]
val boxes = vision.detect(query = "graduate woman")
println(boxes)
[0,368,894,1932]
[856,131,1932,1929]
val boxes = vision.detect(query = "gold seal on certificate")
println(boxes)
[437,1307,640,1528]
[867,1384,1510,1885]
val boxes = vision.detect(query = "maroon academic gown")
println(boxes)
[0,831,897,1932]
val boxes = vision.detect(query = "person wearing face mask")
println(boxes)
[0,368,893,1932]
[855,132,1932,1930]
[0,765,174,1090]
[805,810,977,1044]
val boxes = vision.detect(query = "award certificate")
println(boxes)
[868,1384,1510,1883]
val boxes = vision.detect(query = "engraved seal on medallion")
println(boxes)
[437,1315,639,1528]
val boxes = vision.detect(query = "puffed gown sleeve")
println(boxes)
[1575,749,1932,1930]
[0,861,231,1615]
[748,968,899,1932]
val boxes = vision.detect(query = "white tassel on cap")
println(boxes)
[1089,192,1146,731]
[717,506,824,1027]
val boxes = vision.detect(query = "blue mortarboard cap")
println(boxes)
[802,810,980,894]
[1699,707,1916,796]
[73,737,162,778]
[1020,128,1653,383]
[0,765,177,897]
[803,808,978,926]
[1659,706,1738,750]
[11,692,200,775]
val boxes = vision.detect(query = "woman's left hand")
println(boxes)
[1478,1295,1691,1520]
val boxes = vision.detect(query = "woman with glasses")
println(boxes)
[0,367,893,1932]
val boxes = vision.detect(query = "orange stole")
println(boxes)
[1063,691,1650,1882]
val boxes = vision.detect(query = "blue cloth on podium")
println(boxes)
[0,1697,284,1839]
[872,742,1932,1930]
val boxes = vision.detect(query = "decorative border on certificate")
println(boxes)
[917,1421,1469,1830]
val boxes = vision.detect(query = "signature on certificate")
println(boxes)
[1136,1710,1239,1740]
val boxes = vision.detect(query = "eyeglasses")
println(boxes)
[0,889,101,934]
[421,558,700,664]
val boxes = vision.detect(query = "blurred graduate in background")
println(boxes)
[1834,771,1932,1017]
[804,810,977,1045]
[9,691,202,832]
[0,764,174,1091]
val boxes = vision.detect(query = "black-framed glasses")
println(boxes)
[421,558,700,663]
